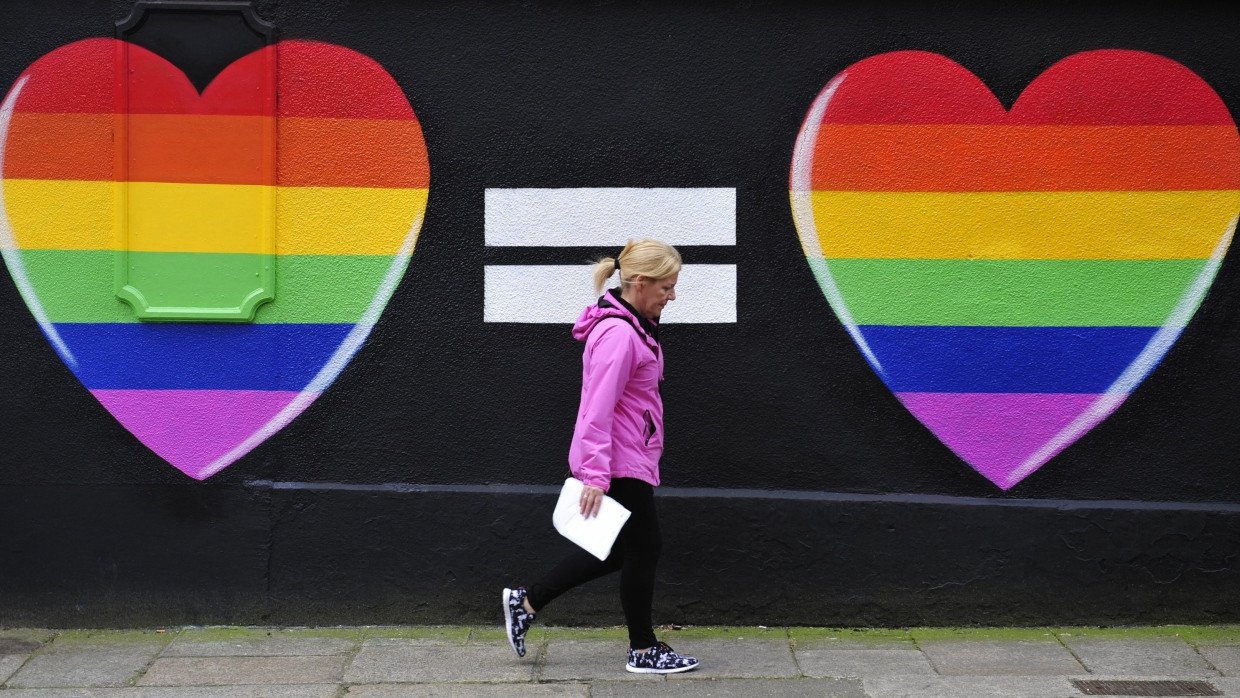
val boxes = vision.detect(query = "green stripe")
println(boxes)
[810,257,1209,326]
[119,250,274,321]
[17,250,396,324]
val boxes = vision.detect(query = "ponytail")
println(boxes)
[592,257,618,295]
[592,239,682,295]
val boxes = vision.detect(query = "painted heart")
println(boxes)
[790,50,1240,489]
[0,39,429,479]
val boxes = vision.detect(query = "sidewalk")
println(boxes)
[2,625,1238,697]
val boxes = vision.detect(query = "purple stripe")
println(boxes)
[91,389,319,479]
[895,392,1129,489]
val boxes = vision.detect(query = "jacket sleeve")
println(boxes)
[571,321,636,492]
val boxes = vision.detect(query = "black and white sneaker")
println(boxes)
[625,641,699,674]
[502,587,535,658]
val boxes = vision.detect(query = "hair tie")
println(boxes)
[613,258,621,273]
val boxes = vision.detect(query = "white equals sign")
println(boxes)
[483,188,737,323]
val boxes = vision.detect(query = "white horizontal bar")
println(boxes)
[484,264,737,324]
[484,188,736,247]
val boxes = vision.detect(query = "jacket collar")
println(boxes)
[600,288,659,343]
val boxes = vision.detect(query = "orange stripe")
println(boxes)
[806,124,1240,191]
[130,114,271,185]
[4,112,113,180]
[278,117,428,188]
[3,113,428,188]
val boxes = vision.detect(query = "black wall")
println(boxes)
[2,0,1238,627]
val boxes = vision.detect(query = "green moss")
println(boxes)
[544,626,631,641]
[361,626,470,644]
[1179,625,1240,647]
[789,627,914,649]
[470,626,546,644]
[51,629,174,645]
[176,626,362,643]
[13,624,1237,651]
[1053,625,1239,644]
[911,627,1064,643]
[657,626,788,641]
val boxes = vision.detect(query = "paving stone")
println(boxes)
[540,638,648,682]
[796,649,936,678]
[1201,646,1240,676]
[0,687,339,697]
[7,644,164,688]
[1061,636,1218,676]
[139,656,346,686]
[345,684,590,697]
[789,629,916,651]
[1212,677,1240,693]
[592,677,866,697]
[919,639,1086,675]
[345,640,537,683]
[3,654,30,684]
[663,638,798,680]
[165,635,356,657]
[864,675,1082,697]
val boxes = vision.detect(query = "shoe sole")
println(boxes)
[502,588,523,658]
[625,662,699,674]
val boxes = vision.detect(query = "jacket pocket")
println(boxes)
[643,409,657,447]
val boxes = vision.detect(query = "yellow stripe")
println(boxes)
[4,180,429,255]
[5,179,120,250]
[799,190,1240,259]
[276,186,428,255]
[128,182,271,254]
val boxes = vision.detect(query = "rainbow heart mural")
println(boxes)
[790,50,1240,489]
[0,38,429,480]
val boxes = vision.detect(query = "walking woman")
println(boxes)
[503,239,698,674]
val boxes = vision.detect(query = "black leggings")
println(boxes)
[526,478,661,649]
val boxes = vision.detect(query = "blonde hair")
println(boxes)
[592,239,682,295]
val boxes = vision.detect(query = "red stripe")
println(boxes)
[276,40,415,119]
[1010,50,1235,125]
[9,38,113,114]
[127,43,273,115]
[10,39,416,121]
[815,49,1235,125]
[814,51,1005,125]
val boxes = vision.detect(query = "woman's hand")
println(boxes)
[580,485,605,518]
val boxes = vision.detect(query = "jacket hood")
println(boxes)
[572,289,660,351]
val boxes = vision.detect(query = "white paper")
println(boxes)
[552,477,631,560]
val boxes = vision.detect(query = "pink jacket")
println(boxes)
[568,290,665,491]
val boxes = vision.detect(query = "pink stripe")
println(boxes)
[90,389,318,479]
[895,392,1128,489]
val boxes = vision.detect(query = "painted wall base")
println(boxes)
[3,484,1236,628]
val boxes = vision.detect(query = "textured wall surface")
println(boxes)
[1,1,1238,627]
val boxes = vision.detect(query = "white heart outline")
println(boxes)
[0,76,79,369]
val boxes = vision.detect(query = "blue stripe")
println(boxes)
[54,323,353,390]
[859,325,1160,393]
